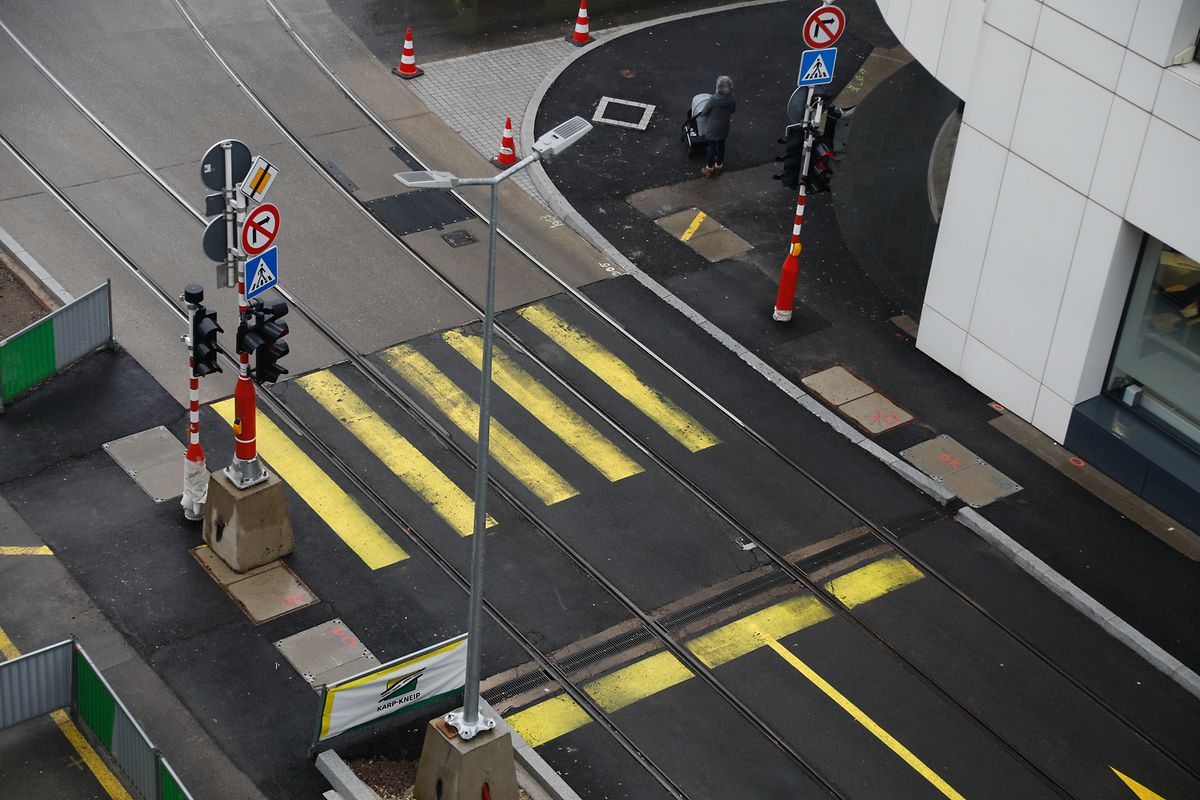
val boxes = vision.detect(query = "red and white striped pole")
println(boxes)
[773,186,806,321]
[225,185,267,489]
[182,286,208,520]
[568,0,591,46]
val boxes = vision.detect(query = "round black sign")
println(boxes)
[202,217,229,263]
[199,139,251,191]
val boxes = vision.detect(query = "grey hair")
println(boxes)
[716,75,733,95]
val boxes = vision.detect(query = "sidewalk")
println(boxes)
[402,0,1200,690]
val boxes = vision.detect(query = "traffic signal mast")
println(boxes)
[238,298,290,385]
[182,284,218,521]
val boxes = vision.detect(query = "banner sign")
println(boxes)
[317,634,467,741]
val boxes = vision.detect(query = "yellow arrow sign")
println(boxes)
[1112,767,1167,800]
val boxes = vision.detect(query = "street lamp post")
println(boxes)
[394,116,591,741]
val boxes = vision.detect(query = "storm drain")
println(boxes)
[274,618,379,693]
[365,190,473,237]
[104,426,183,503]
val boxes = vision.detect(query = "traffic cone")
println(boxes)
[491,117,518,168]
[392,27,424,79]
[773,242,802,322]
[567,0,591,46]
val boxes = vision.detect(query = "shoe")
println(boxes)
[713,163,723,175]
[701,166,713,178]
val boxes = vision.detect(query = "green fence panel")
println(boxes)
[74,648,116,750]
[159,760,190,800]
[0,318,55,403]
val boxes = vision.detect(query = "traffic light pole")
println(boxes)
[182,286,209,521]
[221,144,268,489]
[773,91,822,322]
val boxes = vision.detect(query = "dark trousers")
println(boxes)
[706,138,726,168]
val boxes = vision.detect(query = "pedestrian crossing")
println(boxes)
[212,301,721,570]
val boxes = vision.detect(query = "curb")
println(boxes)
[0,222,72,309]
[517,10,1200,703]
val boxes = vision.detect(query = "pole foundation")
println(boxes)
[203,469,293,573]
[414,717,518,800]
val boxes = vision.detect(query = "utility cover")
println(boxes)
[104,426,183,502]
[275,619,380,692]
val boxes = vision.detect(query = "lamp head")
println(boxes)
[393,170,460,189]
[532,116,592,158]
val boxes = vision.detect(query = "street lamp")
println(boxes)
[394,116,591,740]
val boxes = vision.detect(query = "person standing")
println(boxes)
[700,75,736,178]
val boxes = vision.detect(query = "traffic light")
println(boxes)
[772,125,805,189]
[191,303,223,377]
[239,298,290,384]
[806,137,836,194]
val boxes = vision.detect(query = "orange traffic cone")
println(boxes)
[392,27,424,79]
[567,0,591,46]
[491,117,518,168]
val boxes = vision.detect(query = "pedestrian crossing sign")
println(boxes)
[798,47,837,87]
[245,246,278,301]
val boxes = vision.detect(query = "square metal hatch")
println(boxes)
[104,426,183,503]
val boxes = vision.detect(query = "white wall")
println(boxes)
[878,0,1200,441]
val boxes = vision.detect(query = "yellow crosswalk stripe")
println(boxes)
[517,305,720,453]
[443,331,644,483]
[211,399,408,569]
[383,345,579,506]
[506,556,923,746]
[0,546,53,555]
[296,371,494,536]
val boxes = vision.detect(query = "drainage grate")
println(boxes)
[323,160,359,192]
[365,191,474,237]
[884,508,945,538]
[389,145,422,171]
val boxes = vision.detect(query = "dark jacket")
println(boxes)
[701,92,736,140]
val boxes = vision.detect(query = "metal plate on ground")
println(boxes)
[103,426,183,502]
[274,619,379,692]
[655,208,752,263]
[389,144,422,172]
[943,463,1022,508]
[802,366,873,406]
[365,191,473,237]
[839,392,913,434]
[900,435,981,480]
[442,229,477,248]
[191,546,317,624]
[322,160,359,193]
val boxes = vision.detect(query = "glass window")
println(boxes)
[1108,238,1200,449]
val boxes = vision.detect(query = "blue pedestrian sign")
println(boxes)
[245,246,278,301]
[798,48,837,87]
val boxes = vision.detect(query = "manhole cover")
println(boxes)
[274,619,379,692]
[442,229,477,248]
[839,393,913,434]
[900,435,980,479]
[802,366,873,406]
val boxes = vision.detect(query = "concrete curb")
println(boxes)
[315,750,384,800]
[517,6,1200,703]
[956,508,1200,700]
[0,222,72,308]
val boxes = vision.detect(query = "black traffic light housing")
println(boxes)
[239,298,290,384]
[806,138,836,194]
[186,283,223,378]
[772,124,806,189]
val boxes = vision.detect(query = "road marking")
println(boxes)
[506,555,923,746]
[296,371,494,536]
[763,635,965,800]
[680,211,707,242]
[517,304,720,452]
[443,330,644,483]
[1111,768,1167,799]
[211,399,408,569]
[383,345,579,505]
[0,545,53,555]
[0,626,133,800]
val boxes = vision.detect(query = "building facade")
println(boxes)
[876,0,1200,529]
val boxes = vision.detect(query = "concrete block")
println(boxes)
[203,470,294,573]
[414,718,519,800]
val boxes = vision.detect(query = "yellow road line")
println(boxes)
[443,330,643,483]
[763,636,965,800]
[383,345,578,505]
[517,305,719,453]
[1111,768,1167,800]
[680,210,707,242]
[0,545,53,555]
[506,556,923,745]
[297,371,494,536]
[0,626,132,800]
[212,398,408,569]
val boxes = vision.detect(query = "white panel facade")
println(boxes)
[877,0,1200,443]
[970,156,1086,379]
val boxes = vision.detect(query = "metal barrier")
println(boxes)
[0,279,112,412]
[0,638,194,800]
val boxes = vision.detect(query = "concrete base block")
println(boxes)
[414,718,518,800]
[203,470,293,573]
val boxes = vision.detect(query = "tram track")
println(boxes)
[2,2,1197,797]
